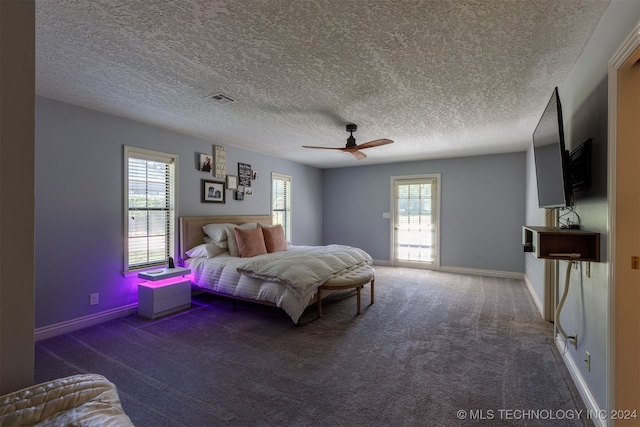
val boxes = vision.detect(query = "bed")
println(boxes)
[179,215,374,323]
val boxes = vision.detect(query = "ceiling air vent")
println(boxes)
[206,92,235,105]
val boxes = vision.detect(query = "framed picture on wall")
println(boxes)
[238,162,252,187]
[202,180,225,203]
[226,175,238,190]
[199,153,213,172]
[214,145,226,178]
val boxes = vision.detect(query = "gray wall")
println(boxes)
[36,95,527,332]
[524,0,640,411]
[322,152,526,274]
[35,97,323,329]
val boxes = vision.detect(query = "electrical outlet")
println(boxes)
[585,351,591,372]
[89,293,99,306]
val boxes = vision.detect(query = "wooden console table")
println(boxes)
[522,226,600,262]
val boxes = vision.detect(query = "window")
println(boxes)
[124,146,178,272]
[271,172,291,242]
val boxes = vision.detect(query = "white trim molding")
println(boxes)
[524,274,546,319]
[556,337,606,427]
[607,19,640,426]
[439,266,524,280]
[373,262,524,280]
[35,304,137,341]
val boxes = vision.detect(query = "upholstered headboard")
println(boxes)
[179,215,272,264]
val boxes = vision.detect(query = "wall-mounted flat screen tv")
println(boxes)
[533,87,573,208]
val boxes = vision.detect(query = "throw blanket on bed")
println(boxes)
[237,244,372,293]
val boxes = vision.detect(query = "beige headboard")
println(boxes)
[179,215,272,263]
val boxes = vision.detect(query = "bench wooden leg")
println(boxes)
[370,279,375,305]
[317,274,374,319]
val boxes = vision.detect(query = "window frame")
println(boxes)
[123,146,179,274]
[271,172,292,243]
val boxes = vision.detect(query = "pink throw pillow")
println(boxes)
[234,227,267,258]
[262,224,287,253]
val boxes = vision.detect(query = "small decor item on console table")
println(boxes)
[138,266,191,319]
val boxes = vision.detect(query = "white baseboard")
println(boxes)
[439,265,524,280]
[524,274,546,319]
[35,304,137,341]
[555,337,606,427]
[372,261,524,280]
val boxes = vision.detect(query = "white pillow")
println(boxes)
[225,222,258,257]
[202,223,233,248]
[185,243,227,258]
[203,236,229,248]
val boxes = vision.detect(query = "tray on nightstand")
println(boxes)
[137,267,191,281]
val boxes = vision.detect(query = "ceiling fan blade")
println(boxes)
[302,127,391,161]
[356,139,394,149]
[302,145,345,150]
[350,150,367,160]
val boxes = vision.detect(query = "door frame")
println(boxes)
[389,173,441,270]
[607,21,640,423]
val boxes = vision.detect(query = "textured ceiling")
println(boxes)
[36,0,610,169]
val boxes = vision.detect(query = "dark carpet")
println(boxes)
[35,266,592,426]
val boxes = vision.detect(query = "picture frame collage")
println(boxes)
[197,146,256,203]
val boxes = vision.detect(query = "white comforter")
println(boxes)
[188,245,372,323]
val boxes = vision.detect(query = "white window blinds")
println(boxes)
[124,147,177,272]
[271,173,291,242]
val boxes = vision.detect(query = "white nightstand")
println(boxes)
[138,267,191,319]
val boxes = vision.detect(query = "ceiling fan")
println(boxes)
[303,124,393,160]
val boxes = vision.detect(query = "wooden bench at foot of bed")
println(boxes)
[316,265,375,318]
